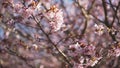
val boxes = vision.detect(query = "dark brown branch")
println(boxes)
[31,14,73,67]
[102,0,110,27]
[102,0,118,42]
[108,0,120,27]
[74,0,89,36]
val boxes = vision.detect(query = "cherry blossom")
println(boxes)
[46,6,64,31]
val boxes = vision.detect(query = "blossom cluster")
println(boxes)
[68,42,102,68]
[46,6,64,31]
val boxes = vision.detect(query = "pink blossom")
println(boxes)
[46,6,64,31]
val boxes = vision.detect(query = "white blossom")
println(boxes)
[94,24,104,35]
